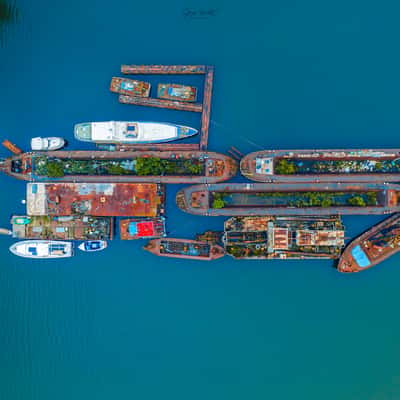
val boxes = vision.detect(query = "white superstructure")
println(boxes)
[9,240,73,259]
[74,121,197,144]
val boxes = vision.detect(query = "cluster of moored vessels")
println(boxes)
[2,70,400,273]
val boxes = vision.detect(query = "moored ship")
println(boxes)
[9,240,73,259]
[120,217,166,240]
[337,213,400,273]
[223,216,345,259]
[11,215,113,240]
[110,77,151,97]
[176,182,400,216]
[26,182,165,217]
[74,121,197,144]
[144,238,225,261]
[157,83,197,102]
[241,149,400,183]
[0,151,237,184]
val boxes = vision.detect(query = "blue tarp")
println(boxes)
[351,245,371,268]
[128,222,138,236]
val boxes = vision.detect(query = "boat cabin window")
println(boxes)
[124,123,138,138]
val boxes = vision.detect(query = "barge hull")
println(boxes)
[338,213,400,273]
[241,149,400,183]
[176,182,400,216]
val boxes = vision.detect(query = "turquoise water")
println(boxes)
[2,0,400,399]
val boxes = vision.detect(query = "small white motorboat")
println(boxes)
[78,240,107,252]
[9,240,73,259]
[31,137,65,151]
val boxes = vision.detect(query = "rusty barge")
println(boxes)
[223,216,345,260]
[0,151,237,184]
[338,213,400,273]
[144,238,225,261]
[26,182,165,217]
[11,215,113,240]
[241,149,400,183]
[176,182,400,216]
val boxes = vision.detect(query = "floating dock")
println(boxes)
[241,149,400,183]
[26,182,165,217]
[337,213,400,273]
[11,215,113,240]
[121,65,207,74]
[0,150,237,184]
[144,238,225,260]
[119,64,214,150]
[223,216,345,260]
[176,182,400,216]
[118,95,203,112]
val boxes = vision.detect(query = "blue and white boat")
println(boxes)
[78,240,107,252]
[74,121,198,144]
[9,240,73,258]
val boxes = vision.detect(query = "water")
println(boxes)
[1,0,400,399]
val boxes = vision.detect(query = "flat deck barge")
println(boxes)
[144,238,225,260]
[337,213,400,273]
[27,182,165,217]
[241,149,400,183]
[0,151,237,184]
[120,217,166,240]
[223,216,344,259]
[176,182,400,216]
[11,215,113,240]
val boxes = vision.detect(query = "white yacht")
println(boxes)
[9,240,73,259]
[74,121,198,144]
[31,137,65,151]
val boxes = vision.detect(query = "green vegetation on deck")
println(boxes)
[274,158,400,175]
[210,191,379,209]
[34,156,205,178]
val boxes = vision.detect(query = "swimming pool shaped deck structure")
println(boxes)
[27,183,165,217]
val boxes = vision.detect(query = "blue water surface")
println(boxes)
[2,0,400,399]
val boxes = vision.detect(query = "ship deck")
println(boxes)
[2,151,237,184]
[27,182,165,217]
[176,182,400,216]
[11,215,113,240]
[241,149,400,183]
[338,213,400,272]
[144,238,225,260]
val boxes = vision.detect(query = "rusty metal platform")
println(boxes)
[121,65,207,74]
[11,215,113,240]
[119,95,203,112]
[26,182,165,217]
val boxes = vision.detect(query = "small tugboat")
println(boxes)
[144,238,225,261]
[31,137,65,151]
[78,240,107,252]
[110,77,151,97]
[157,83,197,102]
[9,240,73,259]
[337,213,400,273]
[74,121,198,144]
